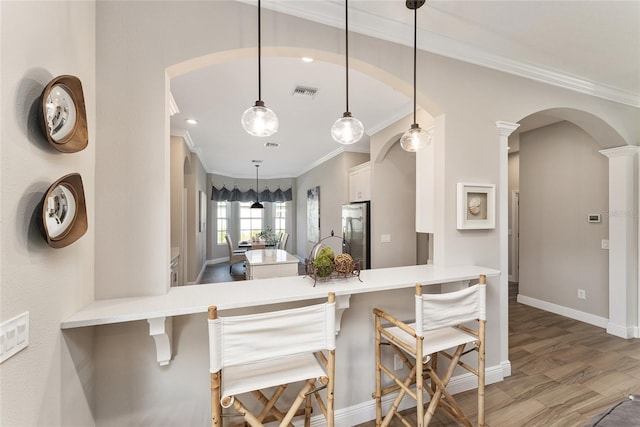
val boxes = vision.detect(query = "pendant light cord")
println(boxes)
[258,0,262,102]
[345,0,350,113]
[255,165,260,202]
[413,7,417,125]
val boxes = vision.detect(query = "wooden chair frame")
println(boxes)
[373,275,486,427]
[209,293,336,427]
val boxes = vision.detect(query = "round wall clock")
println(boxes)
[40,75,88,153]
[39,173,88,248]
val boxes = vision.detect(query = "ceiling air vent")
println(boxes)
[264,142,280,148]
[292,85,318,98]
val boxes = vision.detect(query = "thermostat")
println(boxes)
[587,214,601,223]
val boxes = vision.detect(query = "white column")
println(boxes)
[496,121,520,376]
[600,146,639,338]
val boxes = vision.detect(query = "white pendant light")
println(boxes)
[242,0,278,137]
[251,164,264,209]
[400,0,431,152]
[331,0,364,145]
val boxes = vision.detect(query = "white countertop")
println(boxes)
[60,264,500,329]
[244,249,298,265]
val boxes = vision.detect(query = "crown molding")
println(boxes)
[251,0,639,108]
[168,91,180,116]
[599,145,640,158]
[171,129,209,171]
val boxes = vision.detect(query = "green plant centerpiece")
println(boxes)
[257,226,279,247]
[313,245,335,277]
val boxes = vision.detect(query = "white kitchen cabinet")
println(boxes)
[349,162,371,202]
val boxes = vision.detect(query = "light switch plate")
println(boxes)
[0,312,29,363]
[381,234,391,243]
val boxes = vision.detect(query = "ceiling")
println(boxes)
[169,0,640,179]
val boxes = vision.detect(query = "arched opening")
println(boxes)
[506,107,636,347]
[167,47,439,276]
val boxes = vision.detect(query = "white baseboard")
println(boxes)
[301,363,505,427]
[517,294,608,329]
[207,257,228,265]
[606,322,638,339]
[501,359,512,378]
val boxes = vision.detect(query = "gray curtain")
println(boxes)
[211,185,292,203]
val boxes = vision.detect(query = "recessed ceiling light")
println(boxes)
[185,118,198,125]
[301,57,314,63]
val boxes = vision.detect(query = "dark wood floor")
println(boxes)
[355,283,640,426]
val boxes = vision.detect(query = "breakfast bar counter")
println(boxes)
[60,263,500,365]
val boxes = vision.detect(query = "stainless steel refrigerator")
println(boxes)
[341,202,370,269]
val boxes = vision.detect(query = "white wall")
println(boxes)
[184,152,207,284]
[519,121,609,318]
[296,152,369,259]
[369,113,420,268]
[0,1,96,425]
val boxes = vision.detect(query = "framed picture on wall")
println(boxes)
[199,190,207,233]
[307,186,320,242]
[457,183,495,230]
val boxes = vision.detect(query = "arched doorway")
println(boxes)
[505,108,637,342]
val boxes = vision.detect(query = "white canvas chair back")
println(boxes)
[373,276,487,427]
[416,283,486,333]
[209,301,336,372]
[208,294,336,427]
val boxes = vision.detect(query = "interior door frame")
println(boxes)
[510,190,519,283]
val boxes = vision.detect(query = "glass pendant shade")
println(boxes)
[241,100,278,137]
[400,123,430,152]
[331,112,364,145]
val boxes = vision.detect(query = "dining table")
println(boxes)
[238,240,276,250]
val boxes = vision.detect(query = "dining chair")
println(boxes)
[208,292,336,427]
[225,234,246,274]
[373,275,487,427]
[278,232,289,251]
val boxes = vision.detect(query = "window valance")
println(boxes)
[211,185,292,203]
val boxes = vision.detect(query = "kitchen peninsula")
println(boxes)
[244,248,299,280]
[60,264,500,366]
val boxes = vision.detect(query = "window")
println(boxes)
[239,202,263,241]
[274,202,287,237]
[216,202,229,244]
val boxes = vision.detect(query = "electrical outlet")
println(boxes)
[578,289,586,300]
